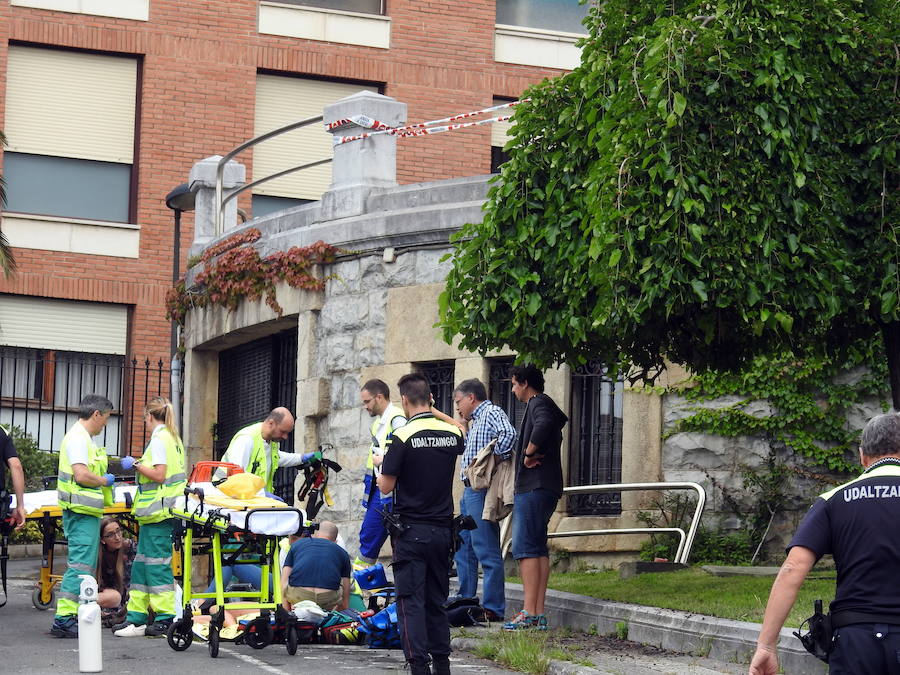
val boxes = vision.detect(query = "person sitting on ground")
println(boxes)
[281,521,351,612]
[96,516,136,628]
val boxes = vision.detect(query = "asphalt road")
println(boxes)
[2,555,517,675]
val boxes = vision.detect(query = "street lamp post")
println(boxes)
[164,183,196,430]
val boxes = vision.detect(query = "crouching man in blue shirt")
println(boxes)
[750,412,900,674]
[281,521,351,612]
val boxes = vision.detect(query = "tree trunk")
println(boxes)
[881,321,900,411]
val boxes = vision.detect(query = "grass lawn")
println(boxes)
[512,568,836,628]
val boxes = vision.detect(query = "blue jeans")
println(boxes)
[203,564,265,596]
[455,487,505,617]
[511,489,558,560]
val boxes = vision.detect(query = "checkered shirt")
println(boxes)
[460,399,516,481]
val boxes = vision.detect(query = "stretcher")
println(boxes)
[166,467,310,659]
[14,484,140,611]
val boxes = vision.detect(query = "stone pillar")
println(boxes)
[320,91,407,220]
[188,155,247,257]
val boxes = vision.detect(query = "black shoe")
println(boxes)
[482,609,503,622]
[145,619,173,637]
[431,655,451,675]
[409,663,431,675]
[50,616,78,639]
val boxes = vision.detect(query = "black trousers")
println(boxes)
[392,523,452,666]
[830,623,900,674]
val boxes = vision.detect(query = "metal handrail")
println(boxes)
[214,114,327,236]
[500,481,706,565]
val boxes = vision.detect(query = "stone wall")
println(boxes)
[660,390,885,559]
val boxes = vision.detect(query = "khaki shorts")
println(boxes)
[285,586,341,610]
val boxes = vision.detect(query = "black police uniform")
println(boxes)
[381,412,464,672]
[790,457,900,673]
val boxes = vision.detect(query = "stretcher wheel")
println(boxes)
[245,617,272,650]
[166,622,193,651]
[286,625,298,655]
[208,627,220,658]
[32,586,55,610]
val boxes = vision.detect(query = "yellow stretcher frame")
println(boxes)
[26,502,140,611]
[166,503,303,659]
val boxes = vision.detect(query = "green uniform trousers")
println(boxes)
[126,519,176,624]
[55,510,101,618]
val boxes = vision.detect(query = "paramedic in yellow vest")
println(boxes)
[50,394,115,639]
[356,379,406,568]
[220,407,305,495]
[114,397,186,638]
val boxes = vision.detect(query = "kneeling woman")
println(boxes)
[97,516,136,628]
[113,397,186,637]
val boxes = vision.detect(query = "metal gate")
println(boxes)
[215,329,298,502]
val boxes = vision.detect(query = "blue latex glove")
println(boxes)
[120,455,136,471]
[301,450,323,463]
[103,473,116,487]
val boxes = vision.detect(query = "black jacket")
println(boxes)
[514,393,568,496]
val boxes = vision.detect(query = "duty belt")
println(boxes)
[831,610,900,628]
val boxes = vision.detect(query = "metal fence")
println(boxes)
[0,348,170,456]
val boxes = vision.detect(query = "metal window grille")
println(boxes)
[0,348,169,456]
[215,329,298,503]
[418,361,455,419]
[488,358,526,429]
[568,360,624,515]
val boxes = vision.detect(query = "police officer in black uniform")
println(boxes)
[377,373,464,675]
[750,412,900,675]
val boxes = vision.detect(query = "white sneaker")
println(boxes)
[114,623,146,637]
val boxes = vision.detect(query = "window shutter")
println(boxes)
[4,46,137,164]
[253,75,378,200]
[0,295,128,355]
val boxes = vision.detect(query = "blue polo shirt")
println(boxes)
[789,459,900,618]
[283,537,351,590]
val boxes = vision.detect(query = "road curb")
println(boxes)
[503,583,826,675]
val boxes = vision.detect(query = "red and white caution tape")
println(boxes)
[329,99,528,145]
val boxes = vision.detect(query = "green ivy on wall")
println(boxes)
[671,343,890,474]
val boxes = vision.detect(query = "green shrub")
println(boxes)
[7,425,57,491]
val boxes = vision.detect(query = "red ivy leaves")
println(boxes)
[166,239,341,324]
[200,228,262,264]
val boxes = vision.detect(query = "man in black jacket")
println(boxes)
[504,365,568,631]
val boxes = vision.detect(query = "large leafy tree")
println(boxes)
[441,0,898,403]
[0,131,18,278]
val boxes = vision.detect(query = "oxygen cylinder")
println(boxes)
[77,574,102,673]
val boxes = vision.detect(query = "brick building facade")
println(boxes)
[0,0,585,454]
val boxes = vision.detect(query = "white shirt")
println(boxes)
[65,423,92,467]
[144,424,168,466]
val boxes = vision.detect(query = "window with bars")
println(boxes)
[215,329,299,503]
[417,361,455,418]
[488,357,526,430]
[568,360,624,515]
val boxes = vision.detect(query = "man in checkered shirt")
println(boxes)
[444,378,516,621]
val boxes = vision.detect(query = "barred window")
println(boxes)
[488,357,526,430]
[568,360,624,515]
[418,361,455,419]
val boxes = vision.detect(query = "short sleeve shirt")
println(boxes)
[789,460,900,616]
[0,427,17,465]
[381,412,464,525]
[283,537,351,590]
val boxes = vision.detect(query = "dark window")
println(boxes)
[488,357,526,430]
[496,0,590,33]
[490,146,510,174]
[216,329,298,503]
[418,361,455,419]
[251,194,313,219]
[568,360,623,515]
[3,152,131,223]
[271,0,384,15]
